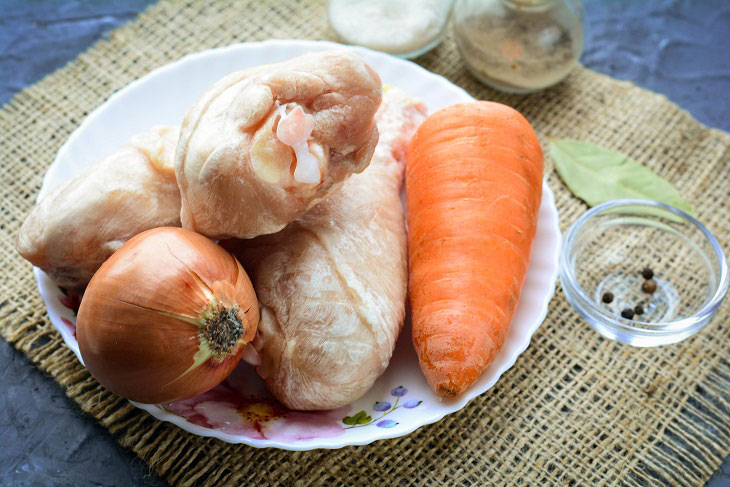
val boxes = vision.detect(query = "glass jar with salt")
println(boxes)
[327,0,454,59]
[453,0,583,93]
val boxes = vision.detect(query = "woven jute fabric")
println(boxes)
[2,1,729,485]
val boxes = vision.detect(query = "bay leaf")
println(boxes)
[549,138,695,216]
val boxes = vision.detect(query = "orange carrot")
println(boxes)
[406,101,543,398]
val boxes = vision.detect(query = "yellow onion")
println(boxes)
[76,227,259,404]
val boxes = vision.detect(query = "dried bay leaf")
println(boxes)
[550,138,695,216]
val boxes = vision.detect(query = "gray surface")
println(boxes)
[0,340,164,486]
[581,0,730,132]
[1,0,729,485]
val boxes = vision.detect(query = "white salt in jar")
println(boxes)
[327,0,454,58]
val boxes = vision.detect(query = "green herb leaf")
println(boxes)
[550,139,695,215]
[358,414,372,425]
[342,415,356,425]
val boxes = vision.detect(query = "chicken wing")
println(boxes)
[17,126,181,288]
[175,50,382,239]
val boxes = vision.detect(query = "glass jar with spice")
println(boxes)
[453,0,584,93]
[327,0,454,59]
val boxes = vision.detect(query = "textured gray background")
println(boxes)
[1,0,729,485]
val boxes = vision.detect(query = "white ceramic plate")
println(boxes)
[35,40,561,450]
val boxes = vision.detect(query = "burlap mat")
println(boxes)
[2,1,729,485]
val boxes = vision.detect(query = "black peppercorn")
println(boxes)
[602,292,614,304]
[621,308,635,319]
[642,279,657,294]
[642,267,654,280]
[634,305,644,316]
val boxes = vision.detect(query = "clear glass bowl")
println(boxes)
[560,200,728,347]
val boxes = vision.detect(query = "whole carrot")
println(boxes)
[406,101,543,398]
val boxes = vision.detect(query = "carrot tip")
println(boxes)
[437,385,458,398]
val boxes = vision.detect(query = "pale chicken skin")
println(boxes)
[227,88,426,410]
[16,126,181,288]
[175,50,382,240]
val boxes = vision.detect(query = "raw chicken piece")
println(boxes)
[17,126,181,288]
[227,88,427,410]
[175,50,382,239]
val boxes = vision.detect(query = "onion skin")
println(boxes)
[76,227,259,404]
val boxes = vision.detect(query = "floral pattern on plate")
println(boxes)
[58,287,81,314]
[163,381,350,442]
[343,386,422,429]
